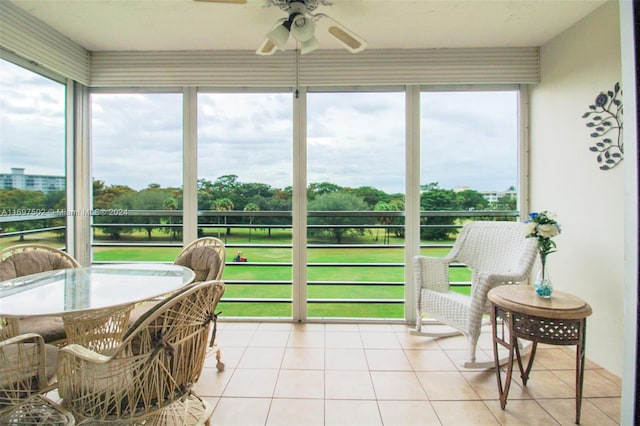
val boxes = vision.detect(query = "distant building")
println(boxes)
[479,189,517,204]
[0,168,65,193]
[453,186,517,204]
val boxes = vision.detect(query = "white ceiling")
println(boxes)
[9,0,607,53]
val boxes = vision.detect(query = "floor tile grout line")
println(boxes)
[208,322,621,425]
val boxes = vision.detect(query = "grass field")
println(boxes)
[1,229,471,319]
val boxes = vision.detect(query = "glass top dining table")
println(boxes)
[0,263,196,317]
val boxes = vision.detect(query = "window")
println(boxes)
[306,91,406,319]
[198,92,293,317]
[0,59,67,250]
[419,89,520,291]
[91,92,183,262]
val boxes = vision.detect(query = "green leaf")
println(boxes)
[581,112,592,118]
[589,147,599,152]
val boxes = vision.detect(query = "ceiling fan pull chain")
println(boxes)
[295,48,300,99]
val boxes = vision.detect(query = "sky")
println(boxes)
[1,58,517,194]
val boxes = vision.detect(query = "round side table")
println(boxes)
[488,284,592,425]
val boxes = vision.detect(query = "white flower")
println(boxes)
[537,224,560,238]
[524,222,537,236]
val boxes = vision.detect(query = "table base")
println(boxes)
[491,305,588,424]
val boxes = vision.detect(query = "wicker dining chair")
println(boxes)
[0,244,81,345]
[173,237,226,281]
[129,237,227,370]
[57,280,225,425]
[411,221,538,368]
[0,244,80,281]
[0,332,75,425]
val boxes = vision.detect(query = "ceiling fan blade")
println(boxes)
[256,37,277,55]
[193,0,247,3]
[317,14,367,53]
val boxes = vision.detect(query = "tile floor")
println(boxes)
[194,322,622,426]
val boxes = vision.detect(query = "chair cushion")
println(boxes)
[420,288,473,332]
[126,301,160,329]
[174,246,220,282]
[18,317,66,344]
[0,342,59,389]
[0,251,76,281]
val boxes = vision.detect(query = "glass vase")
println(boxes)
[534,257,553,298]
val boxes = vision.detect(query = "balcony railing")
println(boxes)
[1,209,519,320]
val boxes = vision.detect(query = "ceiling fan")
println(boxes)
[194,0,367,56]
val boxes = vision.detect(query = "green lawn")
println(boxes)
[3,229,471,319]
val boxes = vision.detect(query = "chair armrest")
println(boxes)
[0,332,49,394]
[59,343,111,364]
[57,344,126,407]
[0,332,44,347]
[469,270,533,323]
[413,255,454,305]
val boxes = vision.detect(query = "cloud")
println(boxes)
[420,91,518,191]
[2,58,519,194]
[0,61,66,176]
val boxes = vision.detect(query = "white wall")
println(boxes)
[529,0,623,375]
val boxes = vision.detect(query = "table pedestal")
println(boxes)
[488,285,592,425]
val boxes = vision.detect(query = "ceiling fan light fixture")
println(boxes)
[300,36,320,55]
[267,22,291,50]
[290,14,315,42]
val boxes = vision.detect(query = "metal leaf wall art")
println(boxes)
[582,82,623,170]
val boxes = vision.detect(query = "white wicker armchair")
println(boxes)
[412,221,538,368]
[57,280,225,425]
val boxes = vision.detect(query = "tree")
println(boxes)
[212,198,234,237]
[243,202,260,242]
[163,196,178,240]
[135,188,176,239]
[0,189,46,239]
[93,180,135,209]
[44,189,66,240]
[388,198,405,238]
[307,182,343,200]
[495,192,517,210]
[352,186,389,209]
[374,201,395,244]
[261,194,292,237]
[455,189,489,211]
[420,182,458,240]
[212,175,240,198]
[307,192,369,243]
